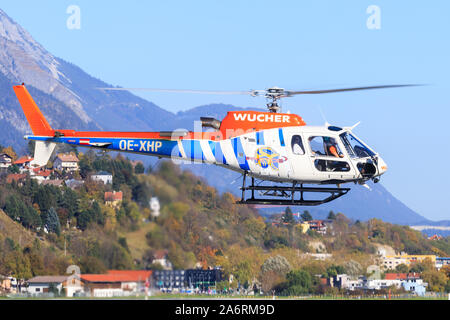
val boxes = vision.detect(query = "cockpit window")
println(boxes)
[309,136,343,158]
[291,135,305,155]
[339,132,375,158]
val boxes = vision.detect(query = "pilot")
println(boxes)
[324,137,344,158]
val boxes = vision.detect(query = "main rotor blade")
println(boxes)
[285,84,422,96]
[97,87,256,95]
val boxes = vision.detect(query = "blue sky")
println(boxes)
[2,1,449,221]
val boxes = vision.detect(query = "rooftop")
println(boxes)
[56,153,79,162]
[105,191,123,202]
[94,171,112,176]
[81,270,152,283]
[6,173,27,183]
[14,156,33,165]
[27,276,69,284]
[385,273,422,280]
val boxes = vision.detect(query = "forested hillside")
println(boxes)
[0,146,449,294]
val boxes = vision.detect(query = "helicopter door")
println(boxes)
[307,135,355,182]
[243,129,292,179]
[287,133,314,181]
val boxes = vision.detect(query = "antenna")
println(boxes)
[317,106,329,126]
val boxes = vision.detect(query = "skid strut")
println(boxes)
[237,174,350,206]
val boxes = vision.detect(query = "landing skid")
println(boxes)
[237,173,350,206]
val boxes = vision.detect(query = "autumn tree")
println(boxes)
[259,255,292,293]
[1,146,17,161]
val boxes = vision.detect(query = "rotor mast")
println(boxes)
[264,87,284,113]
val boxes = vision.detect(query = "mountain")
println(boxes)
[0,8,175,153]
[0,8,442,227]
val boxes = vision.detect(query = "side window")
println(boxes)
[314,159,350,172]
[309,136,326,155]
[309,136,343,157]
[291,135,305,155]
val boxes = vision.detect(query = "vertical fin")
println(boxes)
[13,84,54,136]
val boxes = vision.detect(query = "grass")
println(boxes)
[118,221,157,260]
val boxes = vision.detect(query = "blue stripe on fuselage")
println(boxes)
[208,141,227,165]
[256,131,264,145]
[232,137,249,171]
[181,140,204,161]
[278,128,285,146]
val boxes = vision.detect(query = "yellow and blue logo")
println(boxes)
[254,147,286,170]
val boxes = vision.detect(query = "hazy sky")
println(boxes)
[2,1,449,221]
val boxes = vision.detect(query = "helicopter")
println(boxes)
[13,83,417,206]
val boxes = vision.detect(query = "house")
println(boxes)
[436,257,450,270]
[299,222,310,234]
[65,178,84,189]
[80,270,152,297]
[152,250,173,270]
[104,191,123,207]
[301,253,332,260]
[383,254,436,270]
[382,256,409,270]
[54,153,79,172]
[26,275,83,297]
[6,173,28,184]
[0,153,12,168]
[153,270,186,292]
[385,273,427,296]
[91,171,113,184]
[30,167,52,182]
[14,156,33,172]
[428,234,443,240]
[41,179,64,187]
[1,276,26,293]
[307,220,327,234]
[185,268,222,291]
[152,268,222,292]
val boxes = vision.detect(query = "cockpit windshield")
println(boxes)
[339,132,375,158]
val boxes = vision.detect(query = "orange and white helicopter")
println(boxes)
[13,84,415,206]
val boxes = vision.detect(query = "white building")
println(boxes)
[382,256,409,270]
[26,275,83,297]
[152,250,173,270]
[54,154,79,172]
[91,171,113,184]
[0,153,12,168]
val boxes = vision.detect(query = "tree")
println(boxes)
[280,270,313,295]
[45,207,61,235]
[301,211,313,222]
[261,255,291,275]
[134,162,145,174]
[7,164,20,174]
[325,265,346,278]
[282,207,295,224]
[327,211,336,220]
[422,269,448,292]
[395,263,409,273]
